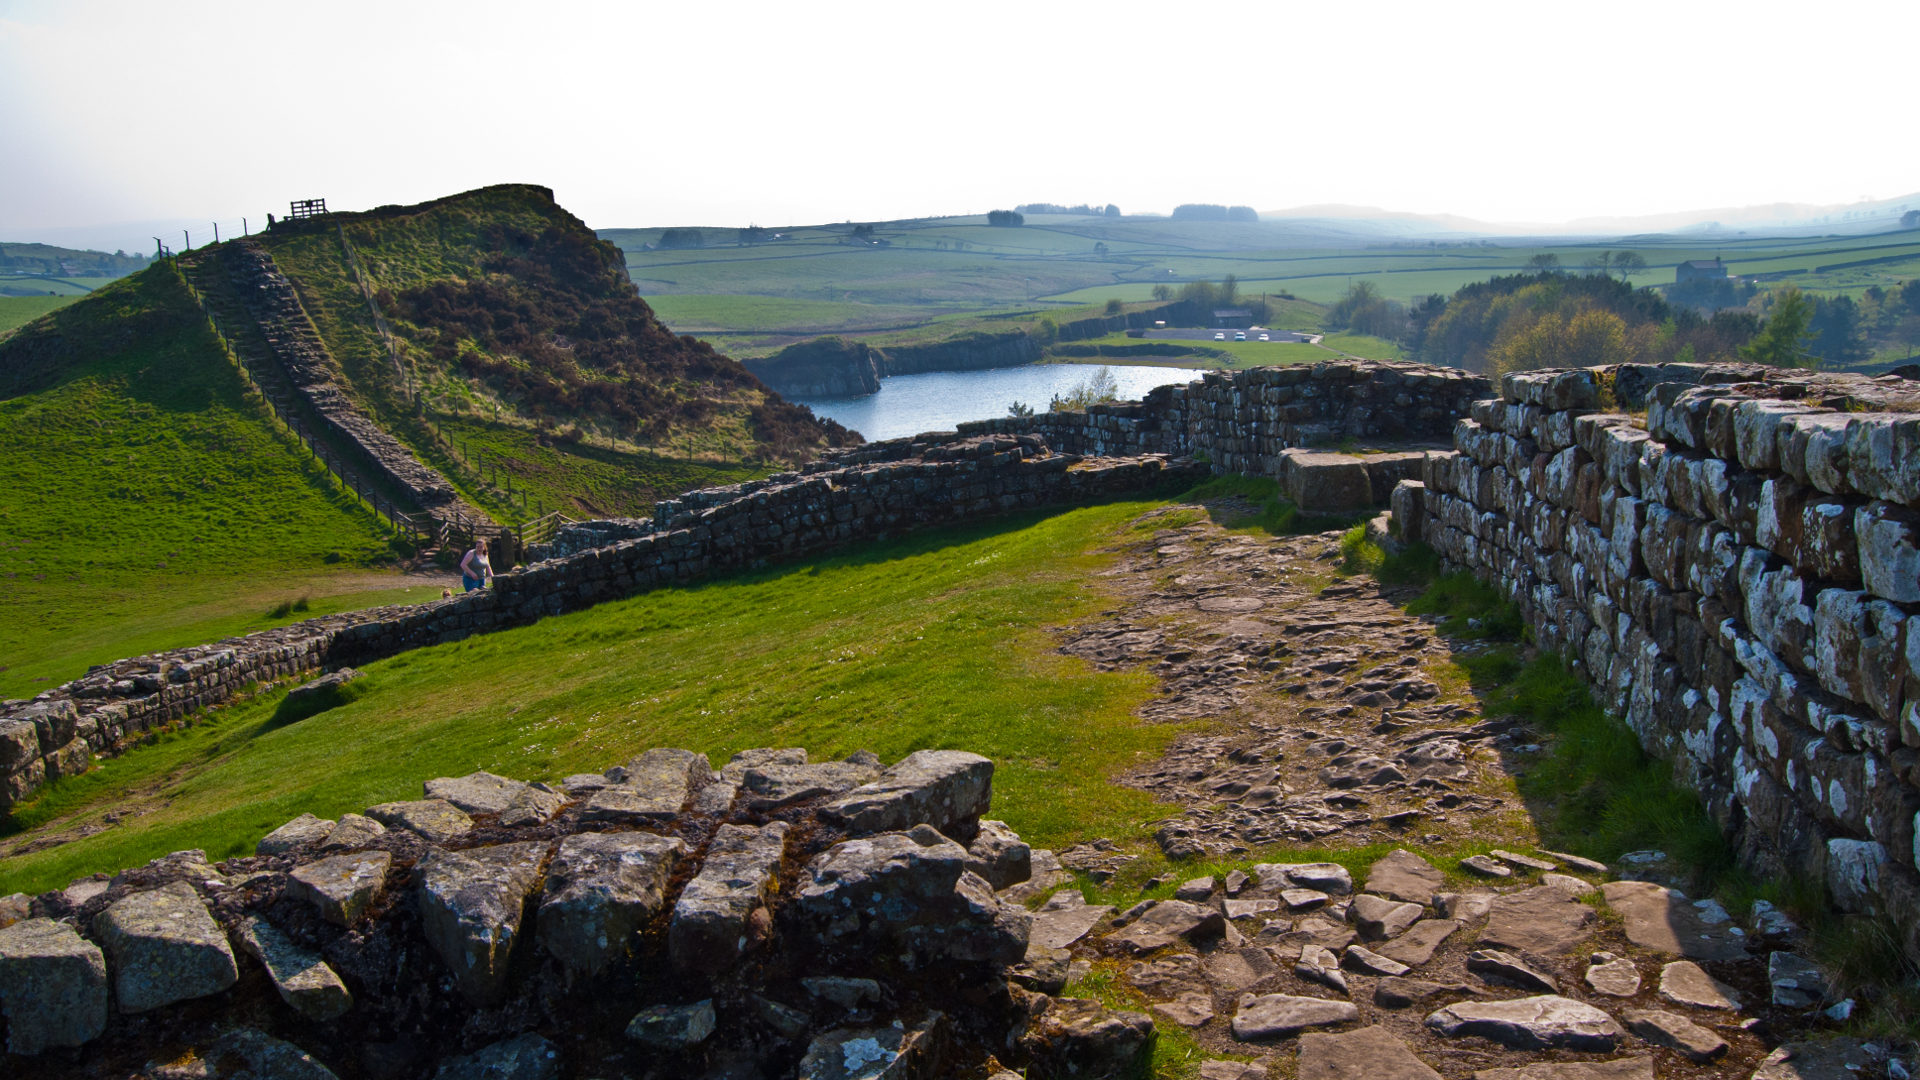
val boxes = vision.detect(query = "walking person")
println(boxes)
[460,536,493,592]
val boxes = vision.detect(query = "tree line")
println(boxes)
[1016,203,1121,217]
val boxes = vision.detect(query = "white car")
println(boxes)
[1234,331,1247,341]
[1258,333,1270,341]
[1213,332,1226,340]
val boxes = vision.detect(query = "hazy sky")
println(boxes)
[3,0,1915,249]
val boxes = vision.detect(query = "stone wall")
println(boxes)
[0,444,1199,813]
[0,747,1153,1078]
[218,241,470,516]
[1396,362,1920,950]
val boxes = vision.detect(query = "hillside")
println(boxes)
[0,263,426,699]
[0,185,858,696]
[240,185,854,520]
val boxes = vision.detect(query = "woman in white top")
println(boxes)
[460,537,493,592]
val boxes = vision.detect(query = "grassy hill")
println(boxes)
[243,185,853,519]
[0,263,423,699]
[0,185,859,694]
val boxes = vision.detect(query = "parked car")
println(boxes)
[1258,333,1270,341]
[1213,332,1226,340]
[1234,331,1247,341]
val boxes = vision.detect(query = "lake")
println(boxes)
[792,363,1210,442]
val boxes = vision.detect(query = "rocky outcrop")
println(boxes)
[743,336,885,398]
[0,748,1136,1080]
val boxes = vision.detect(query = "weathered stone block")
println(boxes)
[257,812,336,856]
[288,850,392,926]
[234,914,353,1021]
[821,749,993,838]
[93,881,238,1013]
[0,918,109,1054]
[1857,501,1920,604]
[417,841,548,1005]
[537,831,684,977]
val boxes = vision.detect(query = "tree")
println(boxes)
[1740,286,1817,368]
[986,210,1024,227]
[1104,204,1122,218]
[1221,275,1239,307]
[1612,251,1648,279]
[1104,298,1123,315]
[1525,253,1562,275]
[1904,210,1920,229]
[1049,366,1121,411]
[1808,293,1869,365]
[1151,284,1173,301]
[1583,252,1613,276]
[1007,400,1034,417]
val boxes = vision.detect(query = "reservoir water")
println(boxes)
[792,363,1210,442]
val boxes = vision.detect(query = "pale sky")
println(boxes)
[3,0,1915,250]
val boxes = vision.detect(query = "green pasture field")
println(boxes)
[0,499,1185,893]
[0,275,95,297]
[0,267,401,698]
[1062,330,1402,368]
[0,294,79,335]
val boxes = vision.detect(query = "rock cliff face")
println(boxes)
[742,337,884,398]
[0,748,1156,1078]
[1395,362,1920,955]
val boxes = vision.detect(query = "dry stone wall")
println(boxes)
[0,747,1156,1079]
[1397,362,1920,951]
[0,444,1199,813]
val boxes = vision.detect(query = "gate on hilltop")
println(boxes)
[288,198,328,220]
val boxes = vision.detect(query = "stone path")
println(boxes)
[1027,503,1886,1080]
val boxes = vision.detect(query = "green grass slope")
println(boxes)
[0,499,1178,893]
[0,264,409,699]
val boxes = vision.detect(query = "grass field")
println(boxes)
[0,294,79,335]
[609,215,1920,363]
[0,266,400,698]
[1060,330,1404,368]
[0,499,1180,893]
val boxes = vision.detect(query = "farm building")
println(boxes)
[1211,308,1255,329]
[1676,257,1729,284]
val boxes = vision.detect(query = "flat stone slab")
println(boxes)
[1489,849,1557,871]
[0,917,109,1054]
[584,748,712,825]
[1374,977,1473,1009]
[235,914,352,1021]
[1658,959,1741,1010]
[365,798,472,843]
[1298,944,1350,994]
[1128,954,1207,998]
[207,1027,339,1080]
[499,785,568,827]
[1254,861,1353,896]
[1436,890,1496,923]
[93,881,238,1013]
[1467,948,1558,992]
[821,749,993,837]
[1480,886,1596,958]
[1365,850,1445,904]
[798,1013,954,1080]
[257,812,336,855]
[669,821,788,974]
[1031,895,1114,951]
[1475,1057,1654,1080]
[1461,855,1513,878]
[1376,919,1459,966]
[1105,899,1225,953]
[1622,1008,1727,1062]
[1344,944,1410,977]
[539,831,685,977]
[1299,1025,1441,1080]
[1152,991,1216,1027]
[1205,945,1279,990]
[417,841,548,1005]
[1585,953,1641,997]
[425,770,529,814]
[739,760,881,812]
[1600,881,1747,961]
[1542,873,1595,897]
[1426,995,1623,1052]
[1352,894,1424,941]
[288,850,391,926]
[1232,994,1360,1040]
